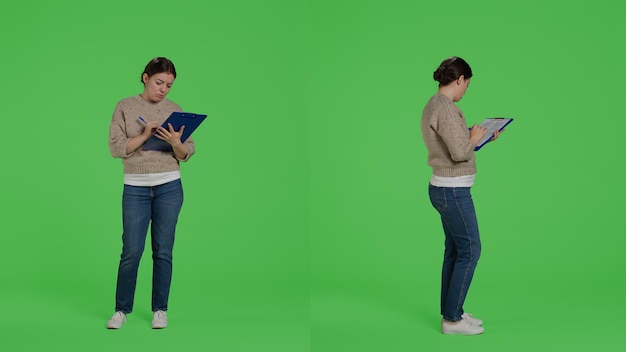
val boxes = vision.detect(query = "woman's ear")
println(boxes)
[457,75,465,85]
[142,73,149,84]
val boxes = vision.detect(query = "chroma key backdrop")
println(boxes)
[1,0,624,351]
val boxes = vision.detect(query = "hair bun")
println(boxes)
[432,57,472,86]
[433,65,448,84]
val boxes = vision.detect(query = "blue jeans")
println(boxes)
[115,179,184,314]
[428,184,481,322]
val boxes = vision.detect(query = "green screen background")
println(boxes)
[1,0,624,351]
[0,1,308,351]
[311,0,625,351]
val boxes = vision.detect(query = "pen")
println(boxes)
[138,116,158,133]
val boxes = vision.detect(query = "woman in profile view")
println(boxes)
[421,56,501,335]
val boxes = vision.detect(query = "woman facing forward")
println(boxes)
[107,57,195,329]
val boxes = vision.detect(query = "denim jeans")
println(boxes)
[115,179,184,314]
[428,184,481,322]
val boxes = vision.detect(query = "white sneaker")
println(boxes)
[152,310,168,329]
[462,313,483,326]
[106,312,126,329]
[442,317,484,335]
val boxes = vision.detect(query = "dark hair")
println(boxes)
[141,57,177,84]
[433,56,472,86]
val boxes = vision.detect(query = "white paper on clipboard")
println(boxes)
[474,117,513,151]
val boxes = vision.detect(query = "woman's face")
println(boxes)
[141,72,175,102]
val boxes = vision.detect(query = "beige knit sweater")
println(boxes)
[108,95,195,174]
[421,94,476,177]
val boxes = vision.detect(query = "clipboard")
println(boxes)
[474,117,513,151]
[142,112,207,152]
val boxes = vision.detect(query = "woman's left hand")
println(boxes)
[491,129,504,141]
[155,123,185,147]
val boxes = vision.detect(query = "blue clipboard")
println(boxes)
[474,117,513,151]
[143,112,207,152]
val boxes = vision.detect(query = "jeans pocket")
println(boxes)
[429,186,448,213]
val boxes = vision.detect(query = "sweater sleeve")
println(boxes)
[175,136,195,162]
[433,101,474,162]
[108,103,133,158]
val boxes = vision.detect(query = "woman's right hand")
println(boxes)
[142,121,159,138]
[469,124,488,147]
[125,120,159,156]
